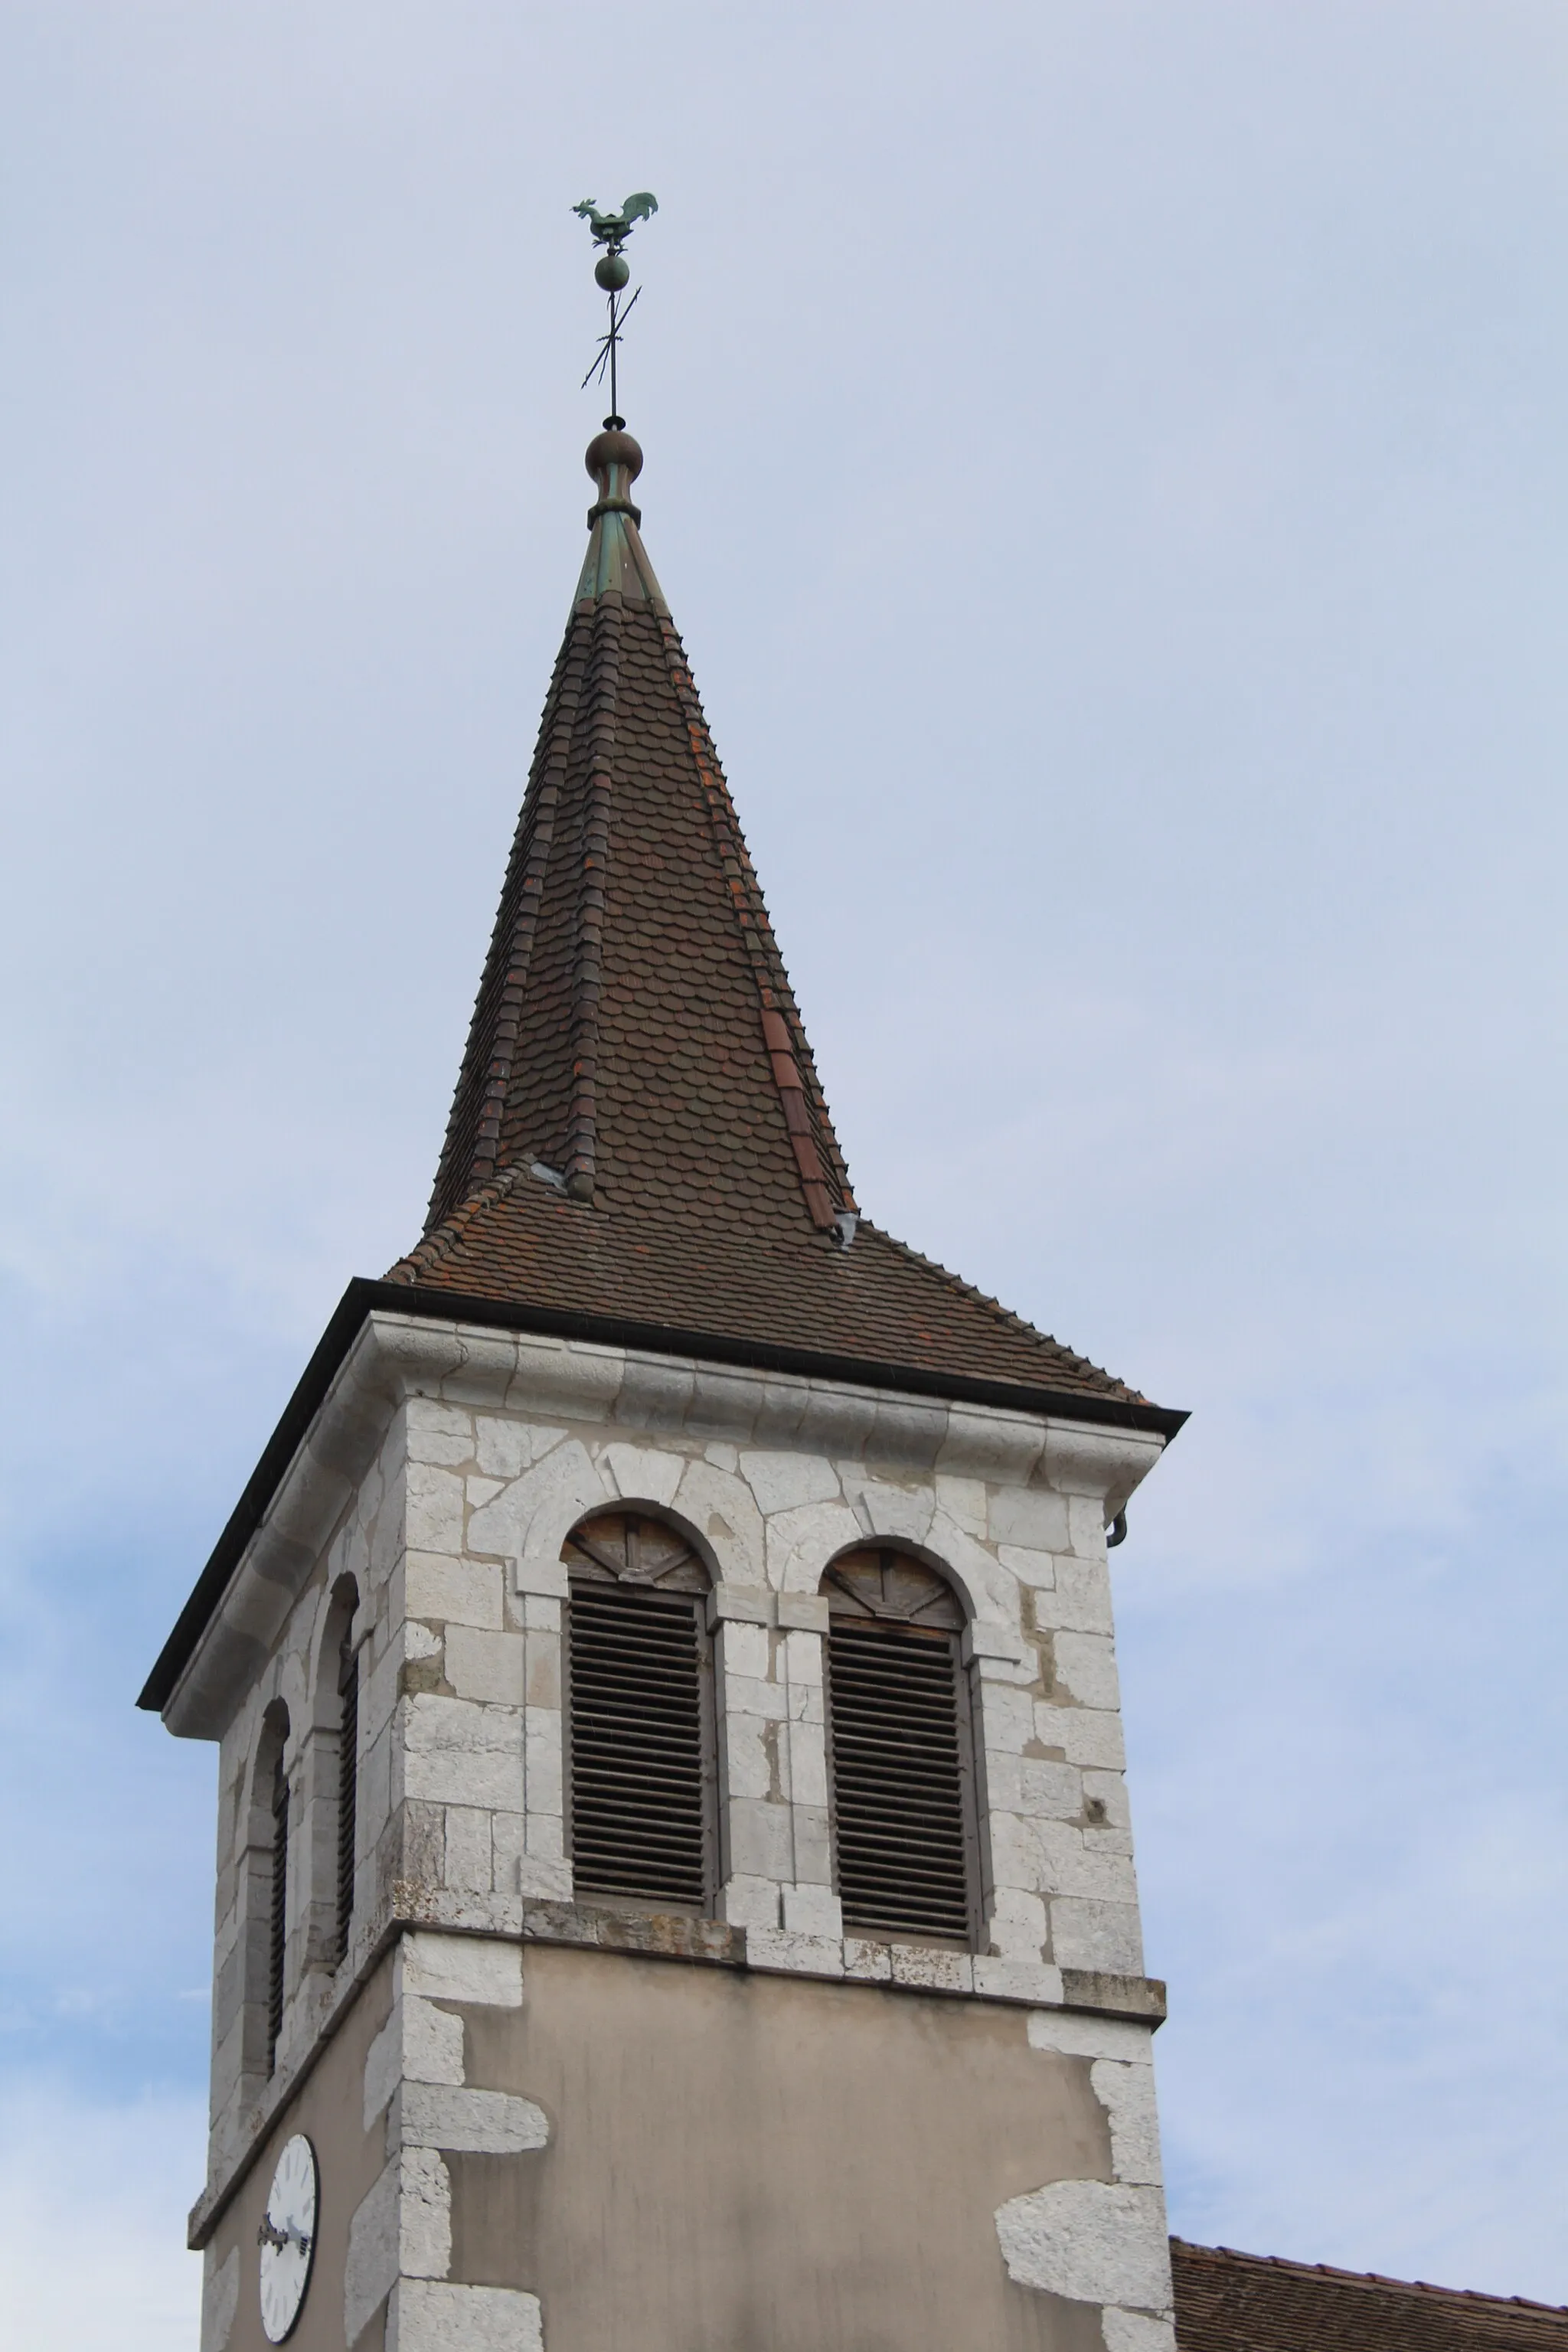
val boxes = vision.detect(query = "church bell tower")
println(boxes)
[142,207,1187,2352]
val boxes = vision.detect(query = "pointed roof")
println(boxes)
[388,428,1154,1413]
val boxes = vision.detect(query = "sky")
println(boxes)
[2,2,1565,2340]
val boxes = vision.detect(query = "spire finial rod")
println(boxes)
[573,191,658,429]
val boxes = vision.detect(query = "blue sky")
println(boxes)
[2,4,1565,2338]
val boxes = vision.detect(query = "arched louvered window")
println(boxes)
[335,1606,360,1962]
[564,1512,716,1912]
[266,1733,290,2073]
[822,1548,979,1945]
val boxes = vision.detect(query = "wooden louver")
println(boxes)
[266,1755,288,2071]
[335,1635,358,1962]
[824,1549,976,1944]
[564,1514,714,1911]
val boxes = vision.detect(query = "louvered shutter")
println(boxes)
[266,1757,289,2071]
[335,1638,358,1962]
[823,1549,978,1945]
[564,1514,715,1911]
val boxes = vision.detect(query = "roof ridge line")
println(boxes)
[652,610,851,1231]
[424,613,588,1230]
[863,1220,1142,1400]
[390,1163,530,1285]
[562,596,622,1204]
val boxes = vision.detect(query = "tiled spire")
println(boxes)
[423,426,853,1242]
[396,432,1149,1410]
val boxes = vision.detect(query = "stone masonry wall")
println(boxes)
[191,1315,1166,2212]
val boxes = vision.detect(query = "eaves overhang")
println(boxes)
[136,1275,1187,1717]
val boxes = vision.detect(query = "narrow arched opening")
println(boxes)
[820,1547,979,1946]
[562,1511,717,1913]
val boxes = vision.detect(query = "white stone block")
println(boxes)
[1047,1557,1116,1634]
[404,1555,504,1632]
[976,1681,1035,1754]
[400,2082,550,2154]
[516,1854,573,1901]
[775,1591,830,1632]
[469,1439,606,1570]
[1054,1632,1121,1710]
[847,1477,936,1545]
[792,1805,834,1886]
[1093,2058,1162,2186]
[722,1671,788,1723]
[406,1405,475,1469]
[508,1334,624,1419]
[474,1417,559,1481]
[746,1926,844,1978]
[704,1440,739,1471]
[403,1697,522,1812]
[1034,1702,1126,1770]
[521,1593,563,1632]
[1068,1491,1112,1557]
[972,1958,1066,2005]
[707,1584,773,1626]
[782,1720,828,1810]
[842,1936,892,1981]
[1049,1897,1146,1977]
[725,1797,794,1879]
[405,1994,466,2088]
[766,1498,862,1592]
[963,1622,1031,1667]
[446,1626,524,1706]
[1102,2311,1178,2352]
[782,1883,843,1936]
[602,1442,684,1506]
[444,1807,493,1893]
[1083,1769,1132,1829]
[998,1544,1057,1590]
[1026,2011,1155,2065]
[403,1930,522,2007]
[781,1628,825,1687]
[524,1632,561,1710]
[522,1812,565,1861]
[718,1619,773,1681]
[512,1557,569,1601]
[672,1457,767,1583]
[933,1472,988,1535]
[722,1713,774,1802]
[523,1710,564,1817]
[985,1885,1048,1959]
[738,1449,841,1514]
[389,2282,544,2352]
[988,1488,1070,1552]
[890,1943,972,1993]
[995,2179,1170,2310]
[717,1873,779,1929]
[405,1465,466,1558]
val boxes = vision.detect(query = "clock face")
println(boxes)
[257,2132,318,2344]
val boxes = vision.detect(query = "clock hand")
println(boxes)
[256,2217,313,2254]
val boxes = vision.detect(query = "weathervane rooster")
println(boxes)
[573,191,659,427]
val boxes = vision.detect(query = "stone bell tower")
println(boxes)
[142,260,1187,2352]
